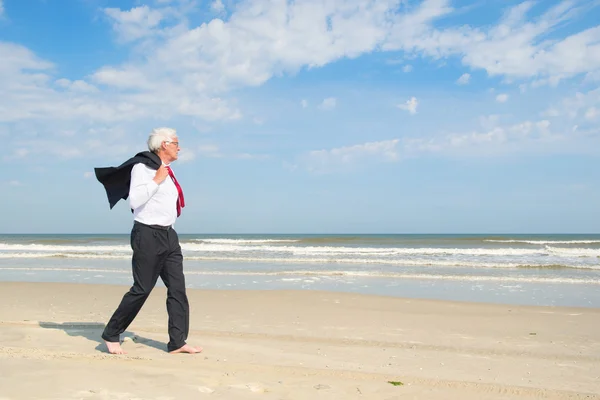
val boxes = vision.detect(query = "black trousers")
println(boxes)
[102,221,190,352]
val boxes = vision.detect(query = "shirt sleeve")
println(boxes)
[129,163,160,210]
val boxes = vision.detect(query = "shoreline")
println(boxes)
[1,268,599,308]
[1,281,599,399]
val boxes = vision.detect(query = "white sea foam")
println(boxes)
[2,242,596,258]
[180,243,546,256]
[0,253,129,259]
[0,243,130,252]
[485,239,600,244]
[0,267,597,285]
[546,246,600,257]
[194,239,299,244]
[0,251,598,269]
[179,255,600,269]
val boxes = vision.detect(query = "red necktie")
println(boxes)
[166,166,185,217]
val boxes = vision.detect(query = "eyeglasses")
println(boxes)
[165,141,179,147]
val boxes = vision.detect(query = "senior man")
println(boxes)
[95,127,201,355]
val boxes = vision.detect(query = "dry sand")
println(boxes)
[0,281,598,399]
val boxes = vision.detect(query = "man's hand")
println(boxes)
[153,165,169,184]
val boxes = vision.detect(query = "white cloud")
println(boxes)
[319,97,337,111]
[496,94,509,103]
[3,0,600,167]
[5,0,598,130]
[545,88,600,120]
[9,180,22,187]
[211,0,225,13]
[92,66,150,89]
[402,65,413,73]
[397,97,418,114]
[55,79,98,93]
[301,99,308,108]
[304,139,400,173]
[383,1,600,85]
[104,6,164,42]
[457,73,470,85]
[0,1,4,17]
[0,42,186,124]
[402,113,600,158]
[83,172,93,179]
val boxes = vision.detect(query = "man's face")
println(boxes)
[163,136,180,162]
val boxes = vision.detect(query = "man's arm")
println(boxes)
[129,163,168,209]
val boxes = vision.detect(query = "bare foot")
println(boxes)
[169,344,203,354]
[105,340,127,354]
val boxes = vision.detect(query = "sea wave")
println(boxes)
[0,239,600,257]
[485,239,600,244]
[0,243,131,252]
[546,246,600,257]
[0,242,548,256]
[193,239,300,244]
[0,266,597,285]
[1,252,598,270]
[2,241,598,258]
[181,244,548,256]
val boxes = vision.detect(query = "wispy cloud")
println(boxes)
[211,0,225,13]
[457,73,470,85]
[103,6,164,42]
[303,139,400,173]
[319,97,337,111]
[3,0,600,131]
[1,0,600,167]
[402,116,589,158]
[55,78,98,93]
[496,94,509,103]
[397,97,418,114]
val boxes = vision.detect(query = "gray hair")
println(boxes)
[147,127,177,152]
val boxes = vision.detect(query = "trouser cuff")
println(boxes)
[101,331,120,343]
[167,341,186,352]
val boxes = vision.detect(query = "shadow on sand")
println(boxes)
[38,322,167,353]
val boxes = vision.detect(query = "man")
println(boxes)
[95,127,201,355]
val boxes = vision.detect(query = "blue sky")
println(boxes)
[1,0,599,234]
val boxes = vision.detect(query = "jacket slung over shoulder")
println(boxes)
[95,151,161,209]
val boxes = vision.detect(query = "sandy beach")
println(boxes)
[0,282,598,399]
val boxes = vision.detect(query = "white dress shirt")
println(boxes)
[129,163,178,227]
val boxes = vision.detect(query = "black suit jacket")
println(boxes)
[95,151,161,209]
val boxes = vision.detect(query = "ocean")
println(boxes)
[1,233,599,308]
